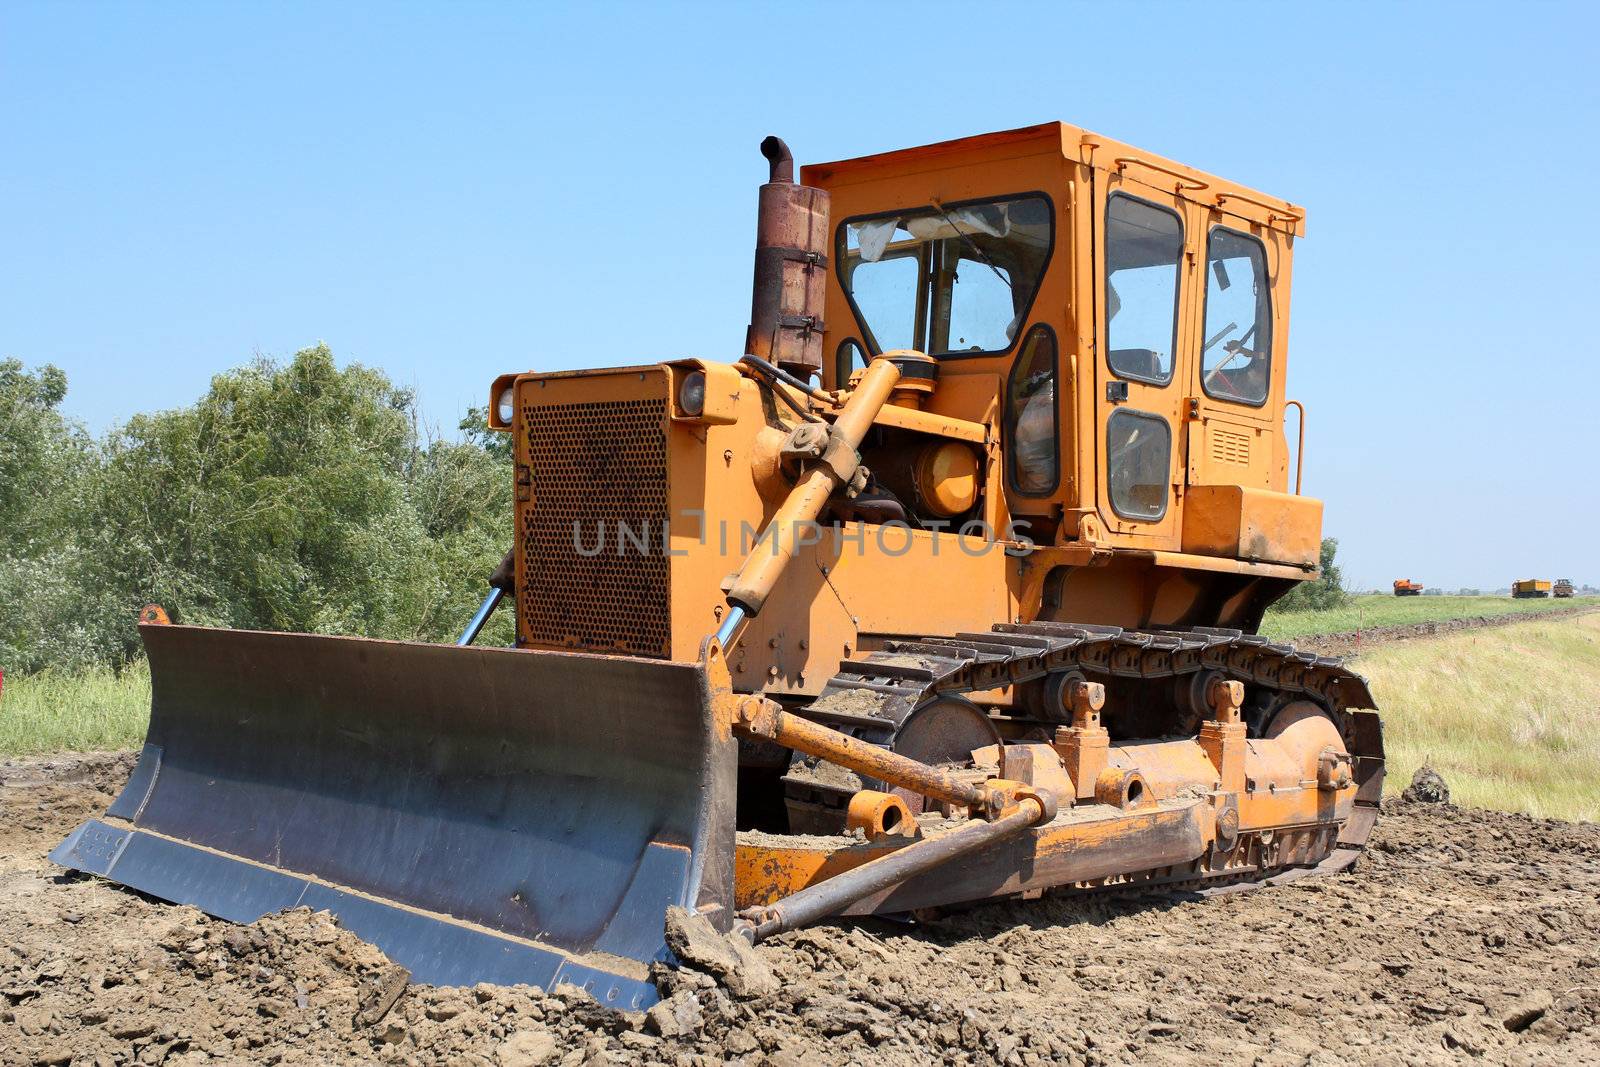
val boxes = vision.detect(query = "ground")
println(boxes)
[2,753,1597,1066]
[5,613,1600,1065]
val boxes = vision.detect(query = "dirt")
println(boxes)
[1291,605,1600,658]
[2,755,1597,1065]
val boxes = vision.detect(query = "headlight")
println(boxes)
[496,387,515,425]
[678,371,706,417]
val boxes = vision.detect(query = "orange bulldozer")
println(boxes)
[55,124,1382,1009]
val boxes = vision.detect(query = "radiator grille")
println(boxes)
[1210,427,1251,466]
[519,395,671,658]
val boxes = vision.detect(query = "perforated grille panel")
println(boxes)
[1210,427,1251,466]
[518,391,671,658]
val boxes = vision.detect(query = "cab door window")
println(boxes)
[1105,195,1183,384]
[1201,227,1271,405]
[1106,409,1171,520]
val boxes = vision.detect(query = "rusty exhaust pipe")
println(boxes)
[745,135,829,381]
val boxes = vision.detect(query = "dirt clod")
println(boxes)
[661,906,778,998]
[1403,764,1452,803]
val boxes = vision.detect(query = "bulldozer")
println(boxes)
[54,123,1383,1011]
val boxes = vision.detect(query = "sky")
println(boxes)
[3,1,1597,592]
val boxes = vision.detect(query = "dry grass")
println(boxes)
[1353,613,1600,822]
[0,659,150,755]
[1261,593,1597,640]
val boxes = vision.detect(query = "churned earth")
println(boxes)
[2,753,1597,1065]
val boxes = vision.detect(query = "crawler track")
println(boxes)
[784,622,1384,886]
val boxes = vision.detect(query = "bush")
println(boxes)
[1271,537,1348,613]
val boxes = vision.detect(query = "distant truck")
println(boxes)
[1393,578,1424,597]
[1512,579,1552,599]
[1553,578,1575,598]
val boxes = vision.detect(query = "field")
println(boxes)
[5,608,1600,821]
[1360,612,1600,821]
[1261,592,1598,640]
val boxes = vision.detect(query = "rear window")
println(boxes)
[1202,227,1272,406]
[839,195,1052,358]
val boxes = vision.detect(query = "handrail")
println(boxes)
[1112,156,1209,192]
[1214,190,1304,228]
[1285,399,1306,495]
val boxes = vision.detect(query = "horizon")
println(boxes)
[5,1,1597,592]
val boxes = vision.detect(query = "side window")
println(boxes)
[1106,195,1183,384]
[1005,325,1059,495]
[1106,409,1171,520]
[1202,228,1271,405]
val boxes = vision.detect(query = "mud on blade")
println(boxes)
[52,624,737,1010]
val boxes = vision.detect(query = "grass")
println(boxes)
[1353,613,1600,822]
[0,659,150,755]
[3,610,1598,823]
[1261,593,1598,640]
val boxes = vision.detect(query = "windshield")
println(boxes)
[838,195,1052,357]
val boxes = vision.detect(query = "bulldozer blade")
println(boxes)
[51,624,737,1010]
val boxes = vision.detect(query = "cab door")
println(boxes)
[1091,166,1200,547]
[1184,202,1294,494]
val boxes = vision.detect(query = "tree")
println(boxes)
[1270,537,1348,613]
[0,360,104,672]
[73,345,514,661]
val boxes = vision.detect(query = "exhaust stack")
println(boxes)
[745,136,830,380]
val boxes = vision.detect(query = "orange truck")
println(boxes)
[1393,579,1424,597]
[53,123,1382,1006]
[1513,579,1552,598]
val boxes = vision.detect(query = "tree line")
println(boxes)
[1,346,512,675]
[2,345,1351,676]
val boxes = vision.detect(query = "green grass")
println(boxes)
[1261,593,1598,640]
[0,659,150,755]
[1353,613,1600,822]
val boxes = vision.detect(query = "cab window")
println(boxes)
[1006,325,1059,495]
[1201,227,1271,406]
[1105,195,1182,384]
[839,195,1052,357]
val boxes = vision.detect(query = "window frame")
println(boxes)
[1105,407,1173,522]
[834,191,1055,362]
[1198,224,1273,409]
[1104,192,1184,388]
[1004,323,1061,497]
[834,338,867,386]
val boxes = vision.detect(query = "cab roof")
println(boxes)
[802,121,1305,237]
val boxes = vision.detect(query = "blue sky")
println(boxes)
[4,2,1597,592]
